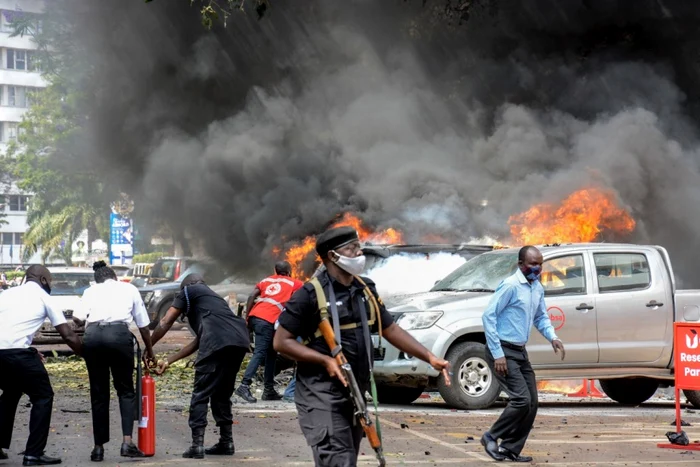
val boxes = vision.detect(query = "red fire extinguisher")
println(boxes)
[136,343,156,456]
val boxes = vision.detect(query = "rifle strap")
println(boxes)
[370,372,382,443]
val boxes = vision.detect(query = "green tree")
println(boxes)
[5,84,110,265]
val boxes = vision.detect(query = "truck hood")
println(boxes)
[385,290,494,313]
[139,281,180,293]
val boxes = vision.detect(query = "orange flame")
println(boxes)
[280,213,405,280]
[537,380,583,394]
[508,188,635,245]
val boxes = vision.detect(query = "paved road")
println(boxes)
[3,395,699,466]
[10,330,700,466]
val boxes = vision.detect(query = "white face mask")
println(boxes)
[332,251,366,276]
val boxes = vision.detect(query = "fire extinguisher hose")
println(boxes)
[134,335,142,425]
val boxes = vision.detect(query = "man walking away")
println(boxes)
[150,273,250,459]
[236,261,302,403]
[481,246,566,463]
[0,265,83,466]
[73,261,156,462]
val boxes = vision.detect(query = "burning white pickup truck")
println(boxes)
[372,243,700,410]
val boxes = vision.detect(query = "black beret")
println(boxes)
[316,226,359,258]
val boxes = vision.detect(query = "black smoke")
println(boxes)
[52,0,700,284]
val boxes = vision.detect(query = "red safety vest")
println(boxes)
[248,274,303,324]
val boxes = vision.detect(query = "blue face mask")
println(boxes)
[524,266,542,281]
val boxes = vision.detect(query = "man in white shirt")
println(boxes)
[0,265,83,466]
[72,261,155,462]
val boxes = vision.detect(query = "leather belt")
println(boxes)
[87,321,128,327]
[500,340,526,351]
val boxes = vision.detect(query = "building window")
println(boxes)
[8,86,28,107]
[6,49,36,71]
[1,232,12,245]
[4,122,17,141]
[14,232,22,245]
[8,195,29,211]
[0,11,14,33]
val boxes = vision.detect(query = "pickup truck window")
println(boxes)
[594,253,651,292]
[431,252,517,292]
[541,254,586,296]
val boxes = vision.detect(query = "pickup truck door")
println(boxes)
[527,252,599,365]
[592,250,673,364]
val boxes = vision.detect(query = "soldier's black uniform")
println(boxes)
[278,270,393,467]
[171,283,251,432]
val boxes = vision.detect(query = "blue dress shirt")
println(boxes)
[482,269,559,359]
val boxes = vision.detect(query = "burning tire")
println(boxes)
[375,385,426,405]
[438,341,500,410]
[599,378,659,406]
[683,389,700,409]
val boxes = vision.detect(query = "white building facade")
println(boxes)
[0,0,44,265]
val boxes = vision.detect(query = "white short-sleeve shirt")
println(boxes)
[74,279,150,328]
[0,281,67,349]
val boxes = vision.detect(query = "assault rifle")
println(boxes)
[318,318,386,467]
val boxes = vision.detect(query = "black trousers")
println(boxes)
[298,402,364,467]
[83,322,136,446]
[0,348,54,457]
[485,345,538,455]
[189,346,246,431]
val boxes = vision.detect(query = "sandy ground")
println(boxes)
[4,329,698,466]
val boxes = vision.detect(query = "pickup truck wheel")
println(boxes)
[683,389,700,409]
[599,378,659,406]
[438,342,500,410]
[376,385,426,405]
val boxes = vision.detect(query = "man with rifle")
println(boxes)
[274,226,451,467]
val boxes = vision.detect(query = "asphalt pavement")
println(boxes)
[7,329,700,466]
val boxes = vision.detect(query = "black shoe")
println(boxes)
[0,448,7,460]
[235,385,257,403]
[120,443,144,458]
[261,390,283,401]
[480,432,505,462]
[183,428,205,459]
[182,446,204,459]
[498,447,533,462]
[90,446,104,462]
[204,442,234,456]
[22,455,62,466]
[205,424,234,455]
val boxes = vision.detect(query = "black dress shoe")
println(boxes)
[480,432,505,461]
[22,454,62,466]
[498,447,533,462]
[90,446,104,462]
[0,448,8,460]
[120,443,145,458]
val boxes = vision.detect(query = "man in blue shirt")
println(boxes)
[481,245,566,462]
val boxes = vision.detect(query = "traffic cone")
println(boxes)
[567,379,605,398]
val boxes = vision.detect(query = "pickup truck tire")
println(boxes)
[599,378,659,406]
[438,341,500,410]
[683,389,700,409]
[376,385,426,405]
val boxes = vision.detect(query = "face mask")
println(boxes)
[523,266,542,281]
[41,281,51,295]
[333,252,366,276]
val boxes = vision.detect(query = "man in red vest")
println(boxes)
[235,261,302,402]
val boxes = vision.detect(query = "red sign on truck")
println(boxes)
[674,322,700,391]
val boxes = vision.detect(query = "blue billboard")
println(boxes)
[109,212,133,265]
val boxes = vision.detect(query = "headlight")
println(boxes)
[395,311,443,330]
